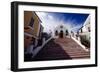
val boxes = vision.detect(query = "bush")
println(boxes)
[80,35,90,48]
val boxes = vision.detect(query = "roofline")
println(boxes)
[32,12,42,23]
[77,15,90,31]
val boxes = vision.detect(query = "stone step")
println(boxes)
[33,37,90,61]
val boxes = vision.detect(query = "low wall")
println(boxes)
[31,37,53,58]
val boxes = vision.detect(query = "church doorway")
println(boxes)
[59,30,63,38]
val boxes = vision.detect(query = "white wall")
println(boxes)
[0,0,99,73]
[55,25,67,34]
[81,15,90,32]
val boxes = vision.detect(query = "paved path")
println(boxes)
[32,37,90,61]
[55,38,90,59]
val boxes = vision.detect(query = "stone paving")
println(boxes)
[32,37,90,61]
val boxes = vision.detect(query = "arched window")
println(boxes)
[55,30,58,36]
[66,30,68,35]
[59,30,63,38]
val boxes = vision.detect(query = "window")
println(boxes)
[60,25,63,28]
[66,30,68,35]
[29,17,34,27]
[88,27,90,32]
[39,25,42,38]
[81,29,83,33]
[55,30,58,36]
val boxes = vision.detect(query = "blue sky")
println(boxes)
[36,12,89,33]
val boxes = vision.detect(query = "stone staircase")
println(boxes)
[55,38,90,59]
[33,37,90,61]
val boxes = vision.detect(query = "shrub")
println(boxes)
[80,35,90,48]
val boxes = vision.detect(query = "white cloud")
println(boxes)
[36,12,47,17]
[36,12,82,34]
[71,24,82,32]
[47,15,54,20]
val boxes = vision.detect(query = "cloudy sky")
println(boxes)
[36,12,89,33]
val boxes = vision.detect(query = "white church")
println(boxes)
[53,24,70,38]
